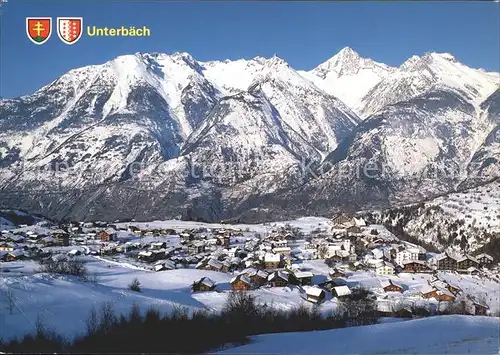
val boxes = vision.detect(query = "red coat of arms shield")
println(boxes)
[26,17,52,45]
[57,17,83,45]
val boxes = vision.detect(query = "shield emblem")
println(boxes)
[26,17,52,45]
[57,17,83,45]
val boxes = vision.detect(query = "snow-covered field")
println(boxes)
[218,315,500,355]
[2,256,499,342]
[0,258,327,341]
[114,216,332,235]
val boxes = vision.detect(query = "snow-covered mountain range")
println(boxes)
[0,47,498,223]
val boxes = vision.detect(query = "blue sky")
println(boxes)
[1,1,499,98]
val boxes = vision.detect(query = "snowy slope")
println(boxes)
[289,72,499,216]
[464,88,500,186]
[0,52,220,192]
[203,55,359,154]
[218,315,500,355]
[0,259,320,340]
[3,257,499,343]
[361,52,499,118]
[181,90,314,188]
[369,179,500,252]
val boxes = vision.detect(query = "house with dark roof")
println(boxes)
[191,277,216,292]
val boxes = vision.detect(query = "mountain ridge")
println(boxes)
[0,47,498,225]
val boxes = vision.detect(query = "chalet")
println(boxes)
[476,253,494,267]
[6,249,24,262]
[304,242,317,252]
[293,271,314,286]
[67,249,82,257]
[0,250,7,261]
[180,232,194,241]
[331,285,352,298]
[27,233,41,242]
[402,260,431,273]
[470,299,489,316]
[127,225,140,233]
[70,226,82,234]
[137,251,154,262]
[326,251,342,262]
[376,261,395,276]
[154,260,176,271]
[303,286,326,304]
[467,267,480,276]
[445,283,462,296]
[331,213,353,226]
[371,248,384,260]
[267,271,289,287]
[234,249,248,259]
[150,249,165,259]
[436,253,458,271]
[380,280,403,293]
[99,230,114,242]
[264,253,282,269]
[206,238,218,246]
[189,241,206,254]
[150,242,167,250]
[329,269,346,278]
[52,230,70,246]
[353,217,366,227]
[8,235,25,243]
[457,256,479,273]
[215,235,230,248]
[395,248,420,266]
[230,274,252,291]
[250,269,269,286]
[241,268,268,286]
[273,239,288,248]
[346,225,362,234]
[191,277,216,292]
[272,247,291,256]
[282,255,292,269]
[319,279,344,292]
[390,307,414,319]
[221,259,232,273]
[0,242,15,252]
[204,258,223,272]
[40,236,56,246]
[100,244,118,255]
[421,285,455,302]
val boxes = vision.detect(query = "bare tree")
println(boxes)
[85,305,99,335]
[4,288,15,315]
[318,244,329,259]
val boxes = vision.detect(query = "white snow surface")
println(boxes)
[218,315,500,355]
[2,254,499,342]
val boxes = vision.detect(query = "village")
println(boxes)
[0,213,498,318]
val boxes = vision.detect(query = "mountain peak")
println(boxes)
[399,52,460,72]
[311,47,393,79]
[425,52,458,62]
[336,46,361,60]
[265,54,289,68]
[326,47,361,69]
